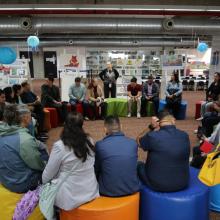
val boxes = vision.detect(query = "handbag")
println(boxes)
[198,144,220,186]
[13,187,40,220]
[39,167,74,220]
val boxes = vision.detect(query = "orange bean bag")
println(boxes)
[60,193,139,220]
[44,107,58,128]
[43,109,51,131]
[0,184,44,220]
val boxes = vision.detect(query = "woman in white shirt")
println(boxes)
[42,112,99,211]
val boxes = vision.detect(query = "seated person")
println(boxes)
[127,77,142,119]
[191,123,220,169]
[20,81,45,136]
[42,112,99,211]
[69,77,89,120]
[201,96,220,137]
[0,89,6,105]
[12,84,23,104]
[3,86,15,104]
[41,77,68,123]
[95,116,140,197]
[0,102,5,123]
[137,111,190,192]
[200,72,220,118]
[0,104,47,193]
[87,78,105,120]
[165,72,183,118]
[141,75,159,116]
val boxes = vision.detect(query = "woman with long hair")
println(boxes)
[87,78,105,120]
[165,71,183,118]
[42,112,99,211]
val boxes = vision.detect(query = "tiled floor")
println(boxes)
[31,80,219,220]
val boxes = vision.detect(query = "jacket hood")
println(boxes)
[0,123,26,136]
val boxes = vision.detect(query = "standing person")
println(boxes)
[68,77,89,120]
[42,112,99,211]
[20,81,45,136]
[141,75,160,116]
[99,62,119,98]
[165,72,183,118]
[137,111,190,192]
[95,116,140,197]
[0,104,47,193]
[87,78,105,120]
[41,77,68,123]
[127,77,142,119]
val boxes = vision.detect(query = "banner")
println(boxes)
[161,55,183,70]
[44,51,57,78]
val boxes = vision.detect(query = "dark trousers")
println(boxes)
[33,104,44,133]
[104,83,116,98]
[190,146,206,169]
[90,101,106,119]
[69,98,89,117]
[141,97,159,116]
[202,115,220,137]
[166,98,181,118]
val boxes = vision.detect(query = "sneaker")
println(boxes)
[127,113,131,118]
[194,129,198,134]
[137,113,141,119]
[84,117,90,121]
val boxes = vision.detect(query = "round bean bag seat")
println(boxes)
[105,98,128,117]
[60,193,139,220]
[44,107,58,128]
[0,184,44,220]
[140,168,209,220]
[195,101,205,119]
[210,185,220,212]
[158,99,187,120]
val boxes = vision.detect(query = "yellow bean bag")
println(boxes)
[60,193,140,220]
[0,184,44,220]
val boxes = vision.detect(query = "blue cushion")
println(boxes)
[140,167,209,220]
[158,99,187,120]
[210,185,220,212]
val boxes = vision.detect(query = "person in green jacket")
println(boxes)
[0,104,48,193]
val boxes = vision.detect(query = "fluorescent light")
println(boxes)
[0,8,33,10]
[207,9,220,12]
[164,8,204,11]
[77,7,121,10]
[35,8,77,10]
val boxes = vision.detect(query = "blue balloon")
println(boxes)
[0,47,17,64]
[27,36,40,47]
[197,42,208,53]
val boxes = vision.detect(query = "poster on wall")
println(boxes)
[19,51,34,78]
[161,55,183,70]
[44,51,57,78]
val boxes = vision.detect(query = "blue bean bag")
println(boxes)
[140,167,209,220]
[158,99,187,120]
[210,185,220,212]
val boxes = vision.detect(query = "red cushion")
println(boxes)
[195,101,203,119]
[44,108,58,128]
[76,103,83,114]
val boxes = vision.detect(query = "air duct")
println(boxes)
[0,17,219,35]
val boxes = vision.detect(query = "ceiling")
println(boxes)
[0,0,218,47]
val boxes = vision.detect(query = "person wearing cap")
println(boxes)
[136,111,190,192]
[141,75,159,116]
[0,104,48,193]
[99,62,119,98]
[127,77,142,119]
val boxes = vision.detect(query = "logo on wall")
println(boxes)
[65,56,79,67]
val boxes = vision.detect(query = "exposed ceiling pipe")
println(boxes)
[0,17,219,35]
[0,39,199,47]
